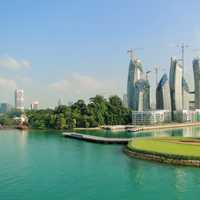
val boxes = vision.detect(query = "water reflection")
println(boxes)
[19,130,28,148]
[79,126,200,139]
[132,128,184,138]
[174,169,187,193]
[124,155,200,199]
[132,126,200,138]
[182,127,200,137]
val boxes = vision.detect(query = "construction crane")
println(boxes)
[154,66,165,87]
[176,43,189,77]
[127,48,143,60]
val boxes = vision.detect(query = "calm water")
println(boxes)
[1,128,200,200]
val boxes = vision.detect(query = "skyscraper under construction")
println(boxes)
[169,58,183,112]
[156,73,171,110]
[182,77,190,110]
[135,79,150,111]
[127,58,143,110]
[193,58,200,109]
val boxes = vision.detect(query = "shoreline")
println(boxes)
[2,121,200,132]
[124,147,200,167]
[136,122,200,132]
[74,127,101,131]
[100,122,200,132]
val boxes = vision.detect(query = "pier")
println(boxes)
[62,132,132,144]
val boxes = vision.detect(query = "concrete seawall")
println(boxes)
[63,132,132,144]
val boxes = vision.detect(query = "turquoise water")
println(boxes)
[1,128,200,200]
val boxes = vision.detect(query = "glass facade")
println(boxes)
[135,79,150,111]
[193,58,200,109]
[127,58,150,110]
[182,77,190,110]
[156,73,171,110]
[169,58,183,112]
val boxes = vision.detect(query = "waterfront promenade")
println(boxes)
[137,122,200,131]
[77,122,200,132]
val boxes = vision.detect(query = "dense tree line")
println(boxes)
[0,95,132,130]
[26,95,132,130]
[0,111,21,127]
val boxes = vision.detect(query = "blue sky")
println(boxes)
[0,0,200,108]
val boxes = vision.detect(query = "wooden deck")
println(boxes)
[62,132,132,144]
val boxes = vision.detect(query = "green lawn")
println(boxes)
[128,137,200,157]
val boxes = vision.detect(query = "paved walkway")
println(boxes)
[62,132,132,144]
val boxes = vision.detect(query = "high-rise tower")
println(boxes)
[193,58,200,109]
[134,79,150,111]
[15,89,24,111]
[156,73,171,110]
[182,78,190,110]
[169,58,183,111]
[127,58,143,110]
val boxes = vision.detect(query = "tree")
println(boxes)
[25,94,132,129]
[55,114,66,130]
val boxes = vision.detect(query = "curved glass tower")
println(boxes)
[193,58,200,109]
[134,79,150,111]
[182,77,190,110]
[127,58,143,110]
[156,73,171,110]
[169,58,183,111]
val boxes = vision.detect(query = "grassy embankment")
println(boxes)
[128,137,200,157]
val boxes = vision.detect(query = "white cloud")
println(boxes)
[0,73,123,108]
[0,77,17,89]
[49,73,123,101]
[0,55,31,70]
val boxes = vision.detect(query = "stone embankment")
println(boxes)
[124,147,200,167]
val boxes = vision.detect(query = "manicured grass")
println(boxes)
[128,137,200,157]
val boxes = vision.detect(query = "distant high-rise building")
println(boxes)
[169,58,183,111]
[122,94,128,108]
[182,78,190,110]
[156,73,171,110]
[31,101,39,110]
[127,58,143,110]
[134,79,150,111]
[0,103,12,113]
[15,89,24,111]
[193,58,200,109]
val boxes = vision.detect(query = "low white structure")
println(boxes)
[31,101,39,110]
[13,114,28,124]
[132,110,171,125]
[173,110,200,122]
